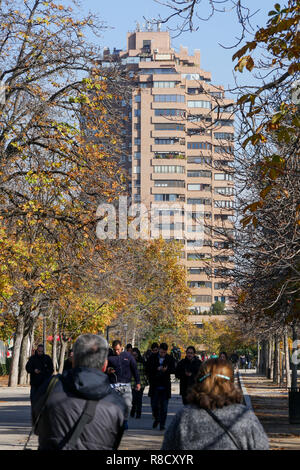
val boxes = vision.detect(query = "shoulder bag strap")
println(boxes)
[204,408,242,450]
[23,375,60,450]
[58,399,98,450]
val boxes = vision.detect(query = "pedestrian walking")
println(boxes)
[63,348,73,371]
[162,358,269,450]
[240,354,246,370]
[106,339,141,430]
[26,344,54,403]
[146,342,175,431]
[246,353,252,369]
[219,351,228,361]
[31,334,126,450]
[230,352,239,369]
[130,347,148,419]
[175,346,202,405]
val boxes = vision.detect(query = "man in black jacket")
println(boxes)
[26,344,54,403]
[175,346,202,404]
[146,342,175,431]
[33,334,126,450]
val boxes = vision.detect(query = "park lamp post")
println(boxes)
[124,323,128,346]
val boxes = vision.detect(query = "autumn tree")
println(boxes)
[0,0,130,385]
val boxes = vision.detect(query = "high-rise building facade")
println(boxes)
[102,29,235,316]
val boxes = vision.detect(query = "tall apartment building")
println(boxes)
[101,29,235,316]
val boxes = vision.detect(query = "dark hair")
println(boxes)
[219,351,228,360]
[126,343,133,350]
[187,358,242,410]
[151,342,159,350]
[186,346,196,354]
[159,342,168,351]
[112,340,121,348]
[132,347,142,361]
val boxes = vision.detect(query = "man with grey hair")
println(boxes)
[32,334,126,450]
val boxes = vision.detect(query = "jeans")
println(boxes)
[112,383,132,420]
[151,388,169,427]
[131,387,144,417]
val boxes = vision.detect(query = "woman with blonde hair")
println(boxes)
[162,358,269,450]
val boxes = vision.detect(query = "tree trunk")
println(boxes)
[291,323,298,389]
[58,339,68,374]
[18,331,30,385]
[52,316,58,374]
[257,340,261,373]
[263,340,268,375]
[18,317,35,385]
[9,315,24,387]
[278,335,282,386]
[27,325,35,384]
[269,337,274,380]
[132,327,136,347]
[273,335,279,384]
[284,327,291,389]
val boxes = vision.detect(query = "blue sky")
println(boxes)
[81,0,278,90]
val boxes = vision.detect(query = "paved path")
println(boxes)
[239,370,300,450]
[0,379,182,450]
[2,372,300,450]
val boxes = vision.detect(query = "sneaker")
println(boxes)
[152,419,159,429]
[160,425,165,431]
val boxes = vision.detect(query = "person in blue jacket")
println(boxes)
[107,339,140,430]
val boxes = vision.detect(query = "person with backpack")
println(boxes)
[32,334,126,450]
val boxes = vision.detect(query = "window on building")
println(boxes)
[153,81,177,88]
[187,170,211,178]
[154,123,185,131]
[188,281,212,288]
[214,145,234,154]
[187,184,211,191]
[187,253,211,260]
[154,109,185,117]
[154,194,183,201]
[187,156,212,164]
[187,100,211,109]
[214,132,234,141]
[214,187,234,195]
[187,142,212,150]
[154,180,185,188]
[153,165,185,173]
[153,94,185,103]
[214,200,234,208]
[214,173,234,181]
[139,68,177,74]
[154,138,179,145]
[187,198,211,205]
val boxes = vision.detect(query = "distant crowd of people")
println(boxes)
[25,337,267,450]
